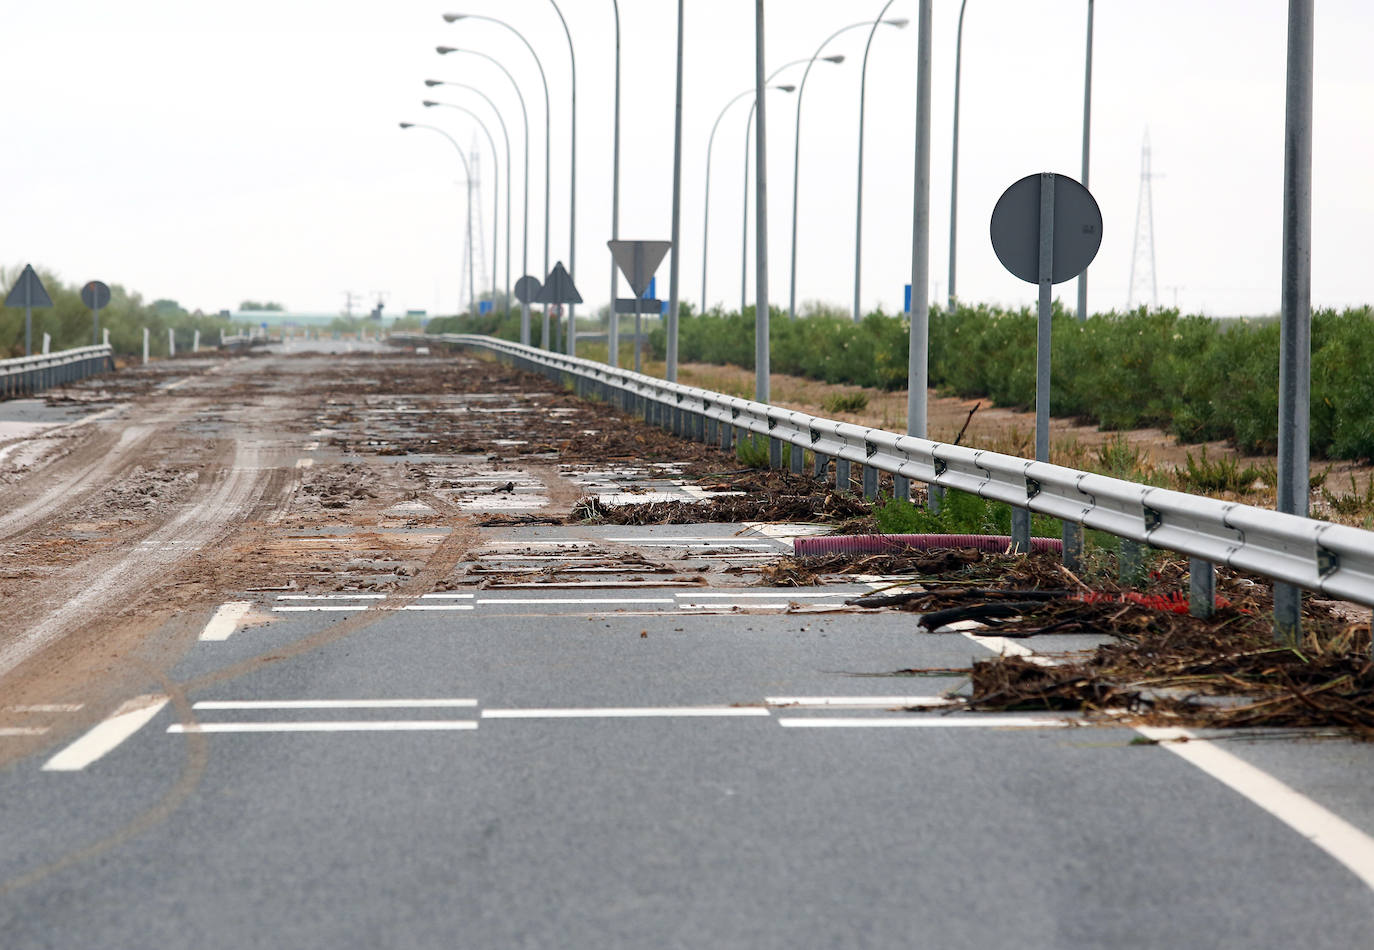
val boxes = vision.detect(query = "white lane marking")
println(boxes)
[604,536,775,545]
[1,727,49,736]
[678,603,794,610]
[398,605,475,611]
[200,601,253,641]
[272,605,370,612]
[1138,726,1374,893]
[778,716,1071,728]
[4,704,84,713]
[482,706,772,719]
[474,598,676,605]
[295,458,314,469]
[43,695,169,771]
[960,631,1060,667]
[766,697,957,708]
[304,441,321,451]
[277,594,388,600]
[676,592,852,599]
[192,699,478,710]
[420,593,476,599]
[168,721,477,733]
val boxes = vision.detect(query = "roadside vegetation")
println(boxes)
[1,265,248,360]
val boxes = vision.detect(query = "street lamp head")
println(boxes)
[823,55,846,64]
[884,18,910,28]
[442,13,466,23]
[424,79,443,87]
[422,100,438,108]
[436,46,456,55]
[399,122,415,129]
[777,84,797,93]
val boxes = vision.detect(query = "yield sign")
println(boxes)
[5,264,53,308]
[607,240,670,298]
[536,261,582,305]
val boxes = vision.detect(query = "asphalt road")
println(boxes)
[1,348,1372,949]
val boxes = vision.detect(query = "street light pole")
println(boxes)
[429,59,532,345]
[424,81,515,325]
[667,0,685,382]
[789,18,905,321]
[754,0,770,405]
[741,57,839,317]
[441,13,553,347]
[948,0,968,315]
[853,0,905,323]
[907,0,933,441]
[608,0,621,367]
[545,0,578,355]
[423,101,501,307]
[1076,0,1094,321]
[400,122,476,316]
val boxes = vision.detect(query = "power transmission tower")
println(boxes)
[1127,132,1160,310]
[460,142,488,315]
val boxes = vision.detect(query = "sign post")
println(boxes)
[536,262,583,354]
[81,280,111,347]
[609,240,671,373]
[513,275,542,348]
[5,264,54,357]
[990,171,1102,554]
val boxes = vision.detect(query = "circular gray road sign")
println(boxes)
[80,280,111,310]
[989,173,1102,285]
[513,275,542,305]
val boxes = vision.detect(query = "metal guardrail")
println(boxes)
[0,344,115,399]
[398,333,1374,610]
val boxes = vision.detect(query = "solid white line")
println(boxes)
[4,703,84,713]
[419,593,476,599]
[604,537,774,545]
[42,695,169,771]
[960,631,1060,667]
[398,604,474,611]
[766,697,956,708]
[677,592,851,599]
[1137,726,1374,893]
[678,603,793,610]
[1,727,48,736]
[277,594,388,600]
[482,706,771,719]
[474,598,675,605]
[168,721,477,733]
[200,601,253,641]
[272,605,370,612]
[777,716,1071,728]
[192,699,478,710]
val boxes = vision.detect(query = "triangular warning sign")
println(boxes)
[535,262,582,305]
[5,264,53,309]
[607,240,671,298]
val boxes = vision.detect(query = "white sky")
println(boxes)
[0,1,1369,318]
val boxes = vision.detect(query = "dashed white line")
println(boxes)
[4,704,83,713]
[676,592,851,599]
[168,721,477,734]
[482,706,772,719]
[277,594,388,601]
[474,598,676,606]
[778,716,1072,729]
[272,605,370,612]
[200,601,253,641]
[765,697,956,708]
[42,695,169,771]
[295,458,314,469]
[192,699,478,710]
[1,727,49,737]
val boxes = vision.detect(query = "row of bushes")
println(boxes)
[1,266,246,360]
[642,303,1374,461]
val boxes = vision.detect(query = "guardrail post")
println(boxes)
[813,452,828,479]
[1011,508,1031,553]
[894,475,910,502]
[1120,539,1146,587]
[789,443,804,475]
[862,465,878,500]
[720,423,734,452]
[1062,523,1084,572]
[1189,558,1216,619]
[836,458,852,492]
[769,438,783,470]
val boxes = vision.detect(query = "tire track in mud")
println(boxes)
[0,439,279,680]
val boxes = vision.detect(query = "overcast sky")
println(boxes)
[1,1,1369,319]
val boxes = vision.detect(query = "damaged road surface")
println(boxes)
[1,342,1372,949]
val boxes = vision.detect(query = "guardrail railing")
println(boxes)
[395,333,1374,614]
[0,344,115,399]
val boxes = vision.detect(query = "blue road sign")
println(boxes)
[904,284,912,314]
[643,277,656,300]
[479,300,493,315]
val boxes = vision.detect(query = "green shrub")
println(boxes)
[821,391,869,414]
